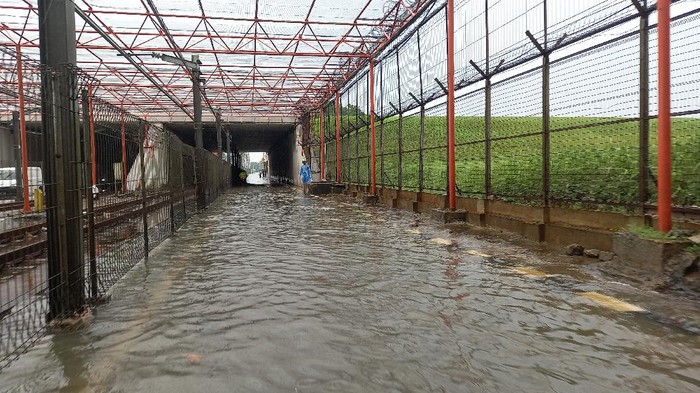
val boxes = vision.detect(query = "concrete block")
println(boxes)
[309,182,333,195]
[431,209,467,224]
[362,195,379,205]
[397,198,415,212]
[467,213,486,227]
[413,201,436,214]
[330,183,345,194]
[544,223,613,252]
[613,233,692,273]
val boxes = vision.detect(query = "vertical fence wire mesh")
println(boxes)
[1,55,229,368]
[304,0,698,212]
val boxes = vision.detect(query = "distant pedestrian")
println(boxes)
[299,159,312,195]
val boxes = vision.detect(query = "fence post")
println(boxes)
[335,91,341,182]
[416,30,425,194]
[182,148,187,220]
[320,107,325,180]
[419,105,425,192]
[656,0,672,232]
[43,71,86,318]
[446,0,457,210]
[542,1,551,209]
[369,61,377,195]
[638,0,650,217]
[396,51,403,191]
[169,135,176,234]
[81,89,98,299]
[355,130,360,184]
[87,85,97,186]
[484,0,492,198]
[140,120,149,258]
[120,103,127,192]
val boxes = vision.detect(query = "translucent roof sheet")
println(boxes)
[0,0,429,119]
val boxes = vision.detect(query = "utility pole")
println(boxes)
[38,0,85,318]
[151,52,203,148]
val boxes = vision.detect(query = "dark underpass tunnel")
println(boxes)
[165,121,300,186]
[228,123,298,185]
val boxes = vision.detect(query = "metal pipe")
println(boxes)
[335,91,341,182]
[369,61,377,195]
[446,0,456,210]
[657,0,672,232]
[15,45,31,213]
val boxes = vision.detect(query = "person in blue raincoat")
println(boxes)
[299,159,312,195]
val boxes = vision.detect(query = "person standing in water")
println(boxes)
[299,159,312,195]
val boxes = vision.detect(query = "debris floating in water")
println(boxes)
[430,238,453,246]
[578,291,646,313]
[465,250,491,258]
[508,266,552,278]
[185,353,202,364]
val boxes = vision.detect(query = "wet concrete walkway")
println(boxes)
[1,187,699,392]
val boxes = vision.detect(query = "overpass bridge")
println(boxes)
[1,0,699,390]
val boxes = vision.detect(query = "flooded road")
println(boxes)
[1,187,699,392]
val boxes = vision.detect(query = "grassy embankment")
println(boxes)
[314,116,699,207]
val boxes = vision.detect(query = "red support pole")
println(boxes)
[16,45,31,214]
[446,0,457,210]
[335,91,341,182]
[369,60,377,195]
[120,103,127,192]
[88,85,97,186]
[320,107,325,180]
[657,0,672,232]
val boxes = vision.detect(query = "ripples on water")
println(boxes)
[2,187,699,392]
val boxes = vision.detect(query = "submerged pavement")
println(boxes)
[1,187,699,392]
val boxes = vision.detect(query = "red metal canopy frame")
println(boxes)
[1,0,433,120]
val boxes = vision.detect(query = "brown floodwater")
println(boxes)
[1,186,698,392]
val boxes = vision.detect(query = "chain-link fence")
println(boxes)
[0,56,229,369]
[307,0,699,214]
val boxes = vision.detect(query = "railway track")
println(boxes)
[0,190,194,272]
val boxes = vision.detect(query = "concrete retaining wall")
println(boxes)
[342,184,700,252]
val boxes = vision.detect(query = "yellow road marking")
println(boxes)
[578,291,646,313]
[465,249,491,258]
[430,238,453,246]
[508,266,552,278]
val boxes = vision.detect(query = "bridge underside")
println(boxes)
[167,121,299,182]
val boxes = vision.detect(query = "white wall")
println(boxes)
[0,126,16,168]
